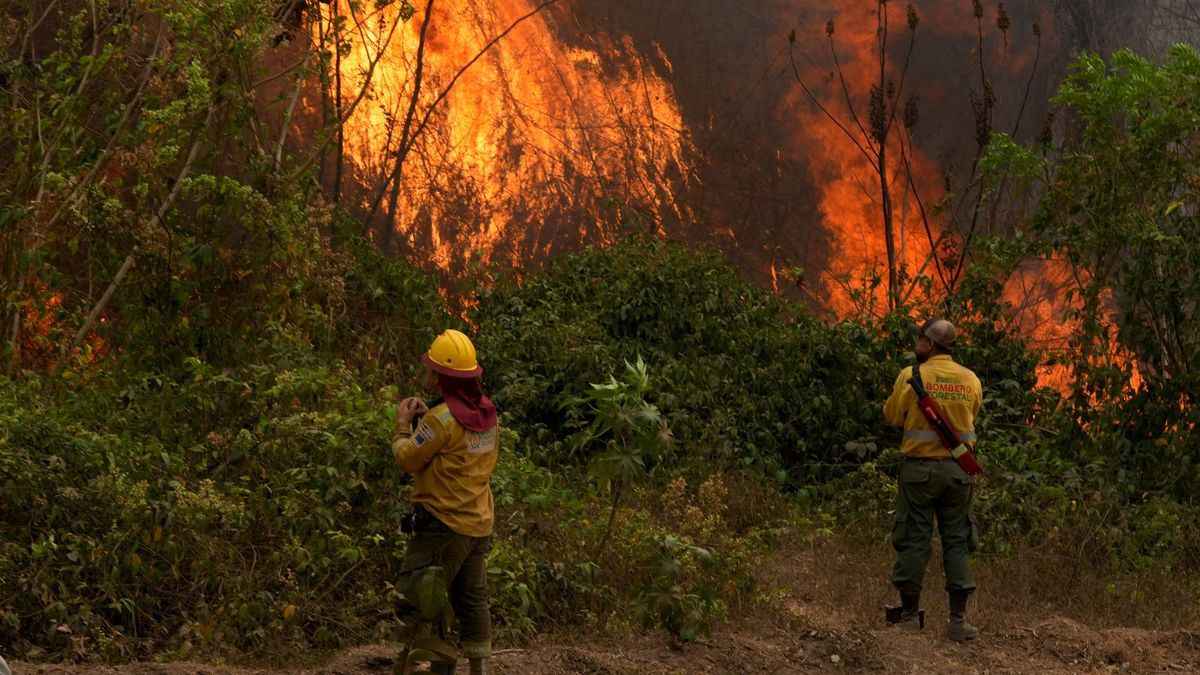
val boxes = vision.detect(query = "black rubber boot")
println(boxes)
[947,590,978,641]
[897,592,923,631]
[430,659,458,675]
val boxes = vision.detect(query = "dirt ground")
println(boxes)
[12,539,1200,674]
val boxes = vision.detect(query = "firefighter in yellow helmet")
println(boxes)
[392,329,499,675]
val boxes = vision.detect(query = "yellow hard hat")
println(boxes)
[422,329,483,378]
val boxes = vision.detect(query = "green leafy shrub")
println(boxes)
[0,339,415,659]
[631,535,718,644]
[474,235,900,481]
[980,45,1200,504]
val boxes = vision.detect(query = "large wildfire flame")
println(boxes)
[783,29,947,312]
[324,0,693,274]
[318,0,1104,388]
[779,1,1049,314]
[324,1,1049,307]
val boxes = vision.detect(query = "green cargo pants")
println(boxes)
[890,458,978,594]
[397,508,492,659]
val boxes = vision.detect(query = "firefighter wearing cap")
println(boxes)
[883,318,983,641]
[392,329,499,675]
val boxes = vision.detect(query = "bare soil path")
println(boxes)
[12,539,1200,674]
[15,620,1200,674]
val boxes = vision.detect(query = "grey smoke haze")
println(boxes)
[539,1,1199,300]
[557,1,1056,298]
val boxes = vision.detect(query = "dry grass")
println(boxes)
[750,529,1200,636]
[15,528,1200,674]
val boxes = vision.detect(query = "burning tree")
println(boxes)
[984,44,1200,401]
[788,5,926,311]
[322,0,695,275]
[0,0,425,375]
[786,0,1045,314]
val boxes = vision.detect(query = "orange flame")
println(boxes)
[1004,257,1145,394]
[782,3,948,315]
[779,1,1049,316]
[329,0,694,274]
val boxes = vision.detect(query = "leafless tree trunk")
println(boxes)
[875,5,899,310]
[789,3,920,312]
[333,1,345,202]
[51,105,216,379]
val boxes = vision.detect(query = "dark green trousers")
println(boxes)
[398,512,492,659]
[890,458,978,594]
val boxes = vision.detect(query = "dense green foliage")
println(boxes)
[475,236,899,481]
[3,231,1200,660]
[983,44,1200,503]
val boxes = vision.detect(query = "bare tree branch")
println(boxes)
[895,127,950,298]
[275,49,317,170]
[367,0,564,228]
[829,33,873,151]
[1011,26,1042,138]
[284,4,403,185]
[51,103,216,379]
[787,41,874,164]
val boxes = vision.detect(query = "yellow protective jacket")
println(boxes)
[392,403,499,537]
[883,354,983,459]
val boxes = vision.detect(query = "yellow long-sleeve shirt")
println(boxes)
[883,354,983,458]
[392,403,499,537]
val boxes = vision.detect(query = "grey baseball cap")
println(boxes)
[912,317,957,349]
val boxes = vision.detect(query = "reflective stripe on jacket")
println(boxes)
[392,403,499,537]
[883,354,983,458]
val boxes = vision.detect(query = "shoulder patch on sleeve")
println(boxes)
[466,427,498,454]
[412,420,437,447]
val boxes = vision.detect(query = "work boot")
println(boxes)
[468,658,489,675]
[897,592,923,631]
[429,659,458,675]
[947,590,978,641]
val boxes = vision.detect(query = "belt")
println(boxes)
[906,456,956,462]
[407,504,450,535]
